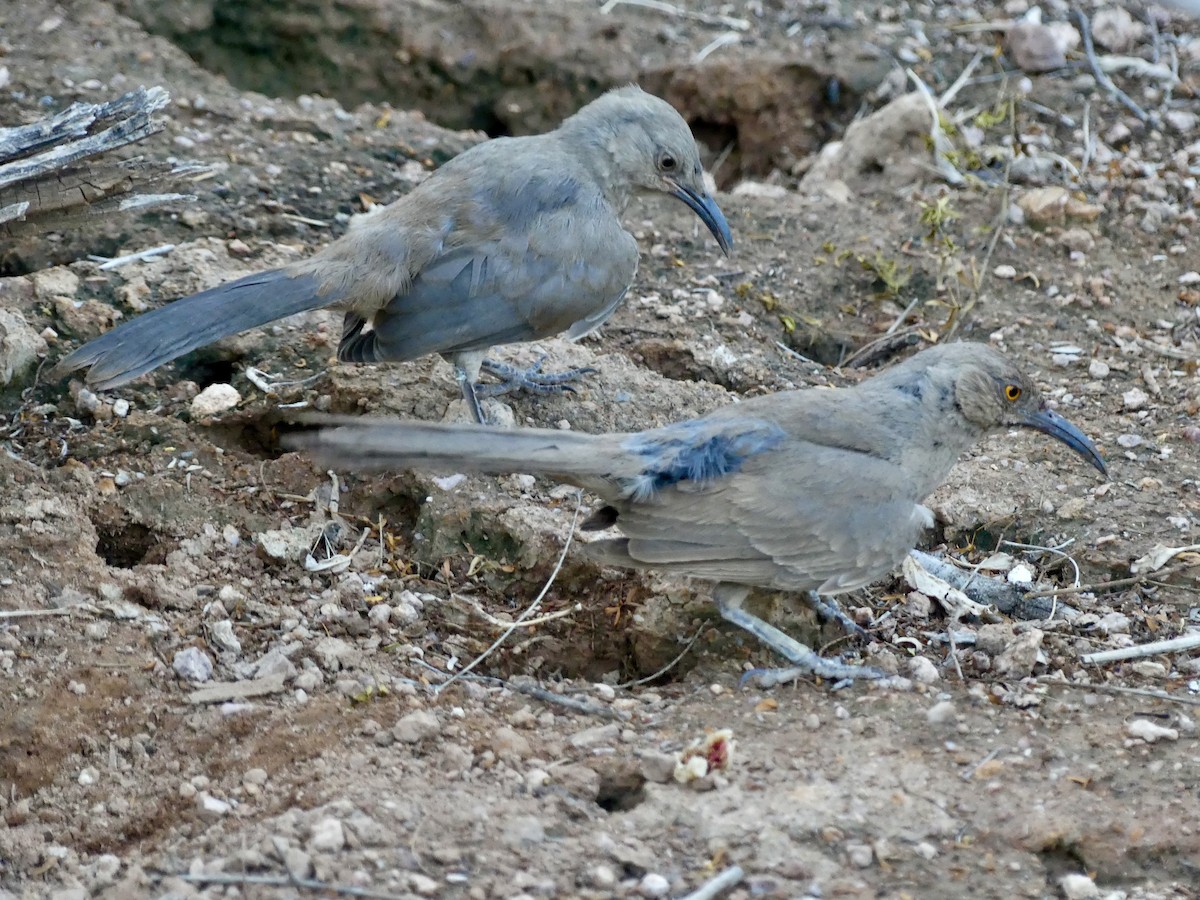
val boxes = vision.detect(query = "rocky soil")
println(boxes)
[3,0,1200,898]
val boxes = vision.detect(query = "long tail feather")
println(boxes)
[53,269,333,390]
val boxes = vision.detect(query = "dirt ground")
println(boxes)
[3,0,1200,898]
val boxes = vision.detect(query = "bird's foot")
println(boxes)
[455,367,488,425]
[718,597,884,687]
[476,356,598,398]
[739,662,880,691]
[805,591,870,641]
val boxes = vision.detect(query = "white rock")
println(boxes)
[209,619,242,655]
[254,648,297,680]
[367,603,392,627]
[993,264,1017,279]
[846,842,874,867]
[408,873,440,896]
[1131,660,1167,679]
[173,646,213,682]
[907,656,940,684]
[1091,6,1143,52]
[393,709,440,743]
[1006,562,1035,585]
[1165,110,1198,134]
[89,853,121,888]
[1122,387,1149,411]
[283,846,313,880]
[1126,719,1178,743]
[994,629,1044,678]
[196,792,232,818]
[638,873,671,898]
[591,864,617,888]
[926,700,957,724]
[569,722,620,747]
[0,308,49,386]
[190,383,241,417]
[1087,359,1110,379]
[914,841,938,860]
[112,399,130,418]
[308,817,346,852]
[313,636,354,671]
[1059,872,1100,899]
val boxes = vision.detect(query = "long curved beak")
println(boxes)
[669,181,733,255]
[1022,407,1108,477]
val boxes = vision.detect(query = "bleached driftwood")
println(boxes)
[0,85,204,236]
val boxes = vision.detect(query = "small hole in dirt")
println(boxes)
[594,767,647,812]
[95,522,162,569]
[687,119,740,187]
[173,353,239,390]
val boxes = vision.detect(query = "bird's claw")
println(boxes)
[477,357,598,397]
[805,591,871,641]
[739,659,886,690]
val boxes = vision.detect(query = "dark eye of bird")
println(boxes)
[659,154,677,171]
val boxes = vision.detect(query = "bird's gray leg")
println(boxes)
[455,366,487,425]
[476,355,598,398]
[804,591,870,640]
[712,584,883,687]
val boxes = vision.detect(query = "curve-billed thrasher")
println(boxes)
[285,342,1107,682]
[54,85,732,422]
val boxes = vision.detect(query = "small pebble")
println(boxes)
[112,398,130,418]
[908,656,940,684]
[1059,872,1100,899]
[926,700,957,724]
[393,709,440,744]
[196,792,232,818]
[591,865,617,889]
[1125,718,1178,743]
[1131,661,1166,679]
[173,646,213,682]
[914,841,938,860]
[1088,359,1110,379]
[308,817,346,852]
[846,842,874,868]
[191,383,241,417]
[638,873,670,898]
[1122,387,1149,411]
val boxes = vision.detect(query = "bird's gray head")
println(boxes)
[561,85,732,254]
[938,343,1108,477]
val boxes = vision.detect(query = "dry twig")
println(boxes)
[678,865,746,900]
[1042,679,1200,709]
[1081,631,1200,666]
[1071,7,1151,124]
[598,0,750,31]
[435,492,584,693]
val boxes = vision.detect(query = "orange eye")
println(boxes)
[1004,384,1022,402]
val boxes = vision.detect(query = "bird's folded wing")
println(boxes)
[339,170,638,363]
[611,443,931,593]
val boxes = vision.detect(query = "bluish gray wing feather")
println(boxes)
[54,270,332,390]
[603,441,929,594]
[338,166,639,364]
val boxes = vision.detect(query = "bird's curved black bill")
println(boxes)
[670,182,733,255]
[1022,408,1108,477]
